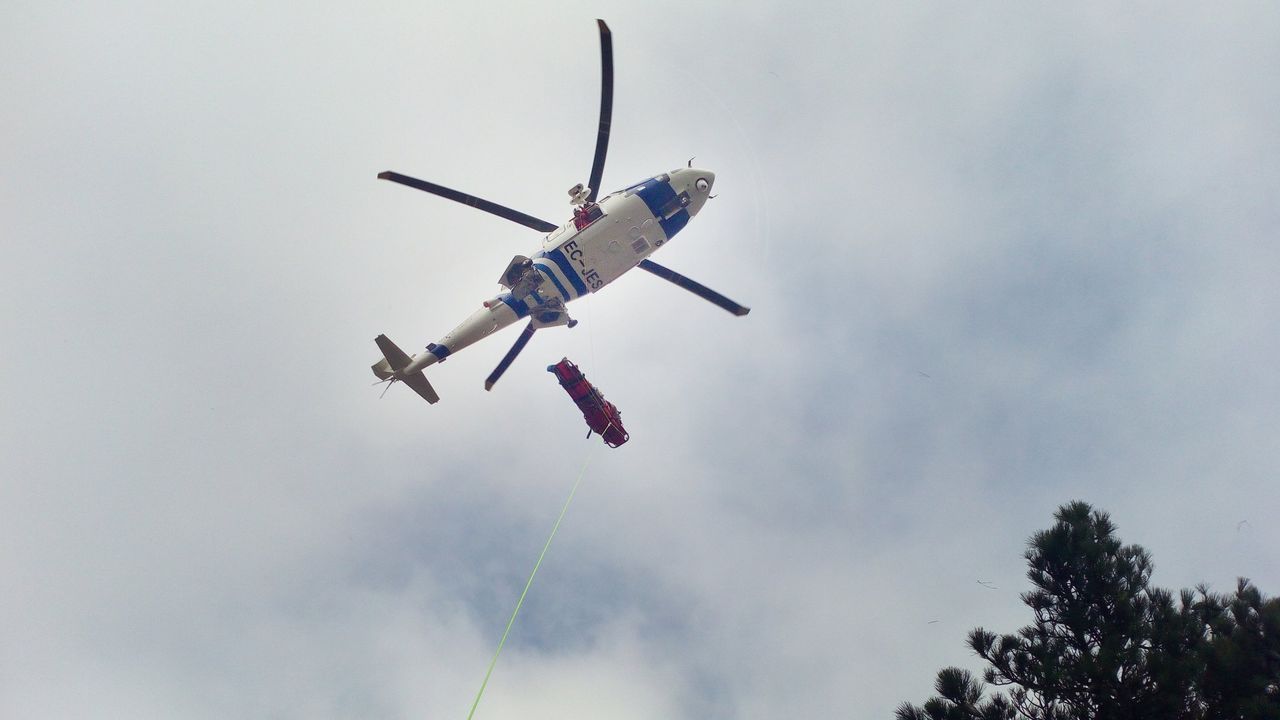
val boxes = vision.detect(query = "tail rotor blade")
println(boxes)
[485,322,537,391]
[638,259,751,316]
[378,171,558,233]
[585,19,614,204]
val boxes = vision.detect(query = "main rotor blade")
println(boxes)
[485,321,537,391]
[585,19,614,204]
[378,171,558,233]
[637,259,751,316]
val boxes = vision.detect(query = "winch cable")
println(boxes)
[464,446,596,720]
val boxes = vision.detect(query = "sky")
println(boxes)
[3,2,1278,718]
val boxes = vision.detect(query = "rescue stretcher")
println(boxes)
[547,358,629,448]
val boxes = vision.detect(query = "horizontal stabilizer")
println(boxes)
[373,334,439,404]
[401,371,440,404]
[375,334,413,370]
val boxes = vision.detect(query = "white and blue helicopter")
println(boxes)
[372,20,749,404]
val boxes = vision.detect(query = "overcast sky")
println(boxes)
[3,2,1278,718]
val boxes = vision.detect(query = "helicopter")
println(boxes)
[372,19,749,404]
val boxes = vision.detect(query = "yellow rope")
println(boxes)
[464,449,594,720]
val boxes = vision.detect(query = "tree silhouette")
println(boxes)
[1193,578,1280,720]
[897,501,1276,720]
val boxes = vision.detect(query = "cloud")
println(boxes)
[3,2,1279,718]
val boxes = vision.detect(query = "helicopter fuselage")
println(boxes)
[400,167,715,376]
[372,19,747,403]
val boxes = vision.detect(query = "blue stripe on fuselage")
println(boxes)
[535,248,587,297]
[659,209,689,239]
[532,260,570,302]
[499,293,531,318]
[624,173,668,195]
[430,344,451,360]
[635,179,679,220]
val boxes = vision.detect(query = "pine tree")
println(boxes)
[1194,578,1280,720]
[897,501,1203,720]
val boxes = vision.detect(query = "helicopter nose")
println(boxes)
[684,169,714,215]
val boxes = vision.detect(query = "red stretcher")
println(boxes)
[547,358,629,447]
